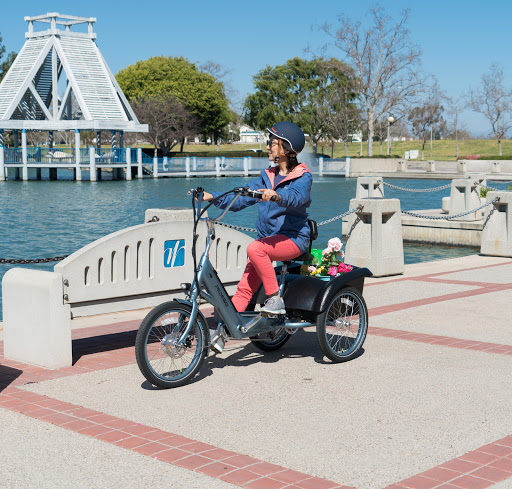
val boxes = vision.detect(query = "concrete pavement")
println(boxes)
[1,254,511,489]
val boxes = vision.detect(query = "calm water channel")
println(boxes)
[2,173,509,319]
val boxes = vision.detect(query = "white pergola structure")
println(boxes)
[0,13,147,181]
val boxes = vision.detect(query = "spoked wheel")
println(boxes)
[316,286,368,362]
[250,328,291,352]
[135,301,208,388]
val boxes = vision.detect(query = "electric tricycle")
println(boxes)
[135,187,372,388]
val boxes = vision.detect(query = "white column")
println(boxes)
[185,157,191,177]
[89,146,97,182]
[75,129,82,181]
[319,157,324,177]
[22,129,28,181]
[137,148,143,179]
[163,156,168,172]
[0,129,5,181]
[345,157,351,178]
[192,156,197,171]
[153,157,158,178]
[248,156,252,173]
[243,157,248,176]
[126,147,132,181]
[215,157,221,177]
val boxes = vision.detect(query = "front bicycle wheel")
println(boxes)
[316,286,368,363]
[135,301,208,388]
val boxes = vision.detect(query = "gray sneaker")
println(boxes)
[261,296,286,315]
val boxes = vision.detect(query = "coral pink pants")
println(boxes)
[231,235,300,312]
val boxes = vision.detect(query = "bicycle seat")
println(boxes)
[282,219,318,264]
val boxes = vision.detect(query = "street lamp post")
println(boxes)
[430,125,433,157]
[387,115,395,155]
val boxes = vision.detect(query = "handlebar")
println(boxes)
[233,187,277,202]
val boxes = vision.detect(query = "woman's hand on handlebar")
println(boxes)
[187,190,213,202]
[257,189,280,203]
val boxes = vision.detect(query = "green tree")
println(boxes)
[116,56,230,141]
[0,33,17,82]
[243,57,355,152]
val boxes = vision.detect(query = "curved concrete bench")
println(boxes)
[2,215,252,368]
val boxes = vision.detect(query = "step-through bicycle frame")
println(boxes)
[176,188,313,347]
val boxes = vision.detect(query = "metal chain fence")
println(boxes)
[216,204,364,233]
[0,255,69,265]
[401,197,499,220]
[382,181,452,192]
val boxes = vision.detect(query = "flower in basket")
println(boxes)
[300,237,353,277]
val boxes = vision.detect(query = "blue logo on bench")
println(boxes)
[164,239,185,268]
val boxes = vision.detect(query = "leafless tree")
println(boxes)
[26,131,48,147]
[408,101,445,160]
[320,67,362,157]
[445,96,467,158]
[131,94,200,156]
[321,5,424,156]
[467,64,512,156]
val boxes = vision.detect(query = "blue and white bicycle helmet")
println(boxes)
[267,121,305,154]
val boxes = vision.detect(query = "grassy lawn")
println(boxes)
[146,139,512,161]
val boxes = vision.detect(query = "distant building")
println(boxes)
[239,124,265,144]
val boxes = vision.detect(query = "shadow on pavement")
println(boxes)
[72,329,138,364]
[140,329,366,390]
[0,364,22,392]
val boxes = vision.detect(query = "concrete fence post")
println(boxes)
[481,191,512,257]
[457,160,467,173]
[163,156,168,172]
[345,157,351,178]
[192,156,197,172]
[397,159,407,172]
[185,157,191,177]
[248,156,252,173]
[2,268,72,369]
[215,157,221,177]
[356,176,384,198]
[89,146,97,182]
[153,157,158,178]
[137,148,143,179]
[426,160,436,172]
[448,178,481,221]
[319,157,324,177]
[0,145,5,182]
[126,147,132,181]
[491,161,501,173]
[243,157,248,176]
[345,198,404,277]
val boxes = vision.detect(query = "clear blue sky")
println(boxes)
[2,0,512,135]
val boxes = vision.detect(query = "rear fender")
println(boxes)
[313,267,372,313]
